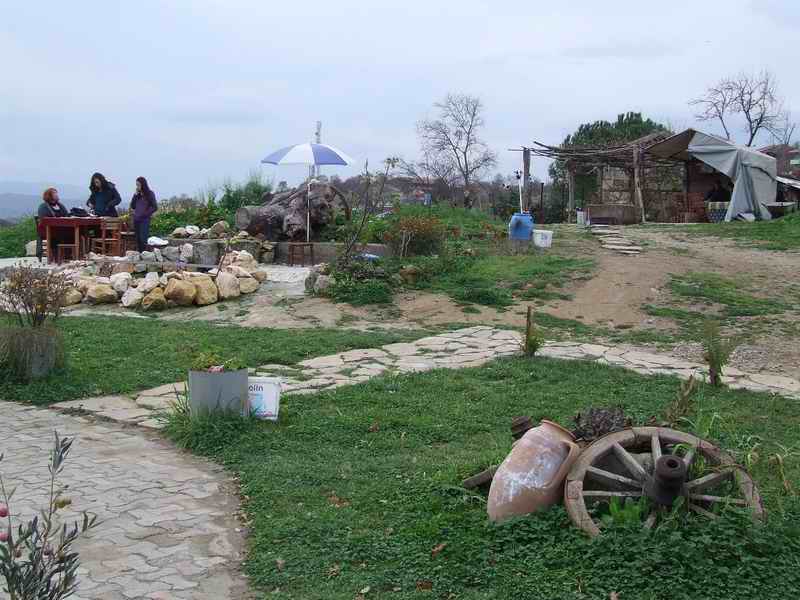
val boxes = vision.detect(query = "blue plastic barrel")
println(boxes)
[508,212,534,241]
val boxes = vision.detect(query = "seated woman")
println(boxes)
[36,188,69,261]
[86,172,122,217]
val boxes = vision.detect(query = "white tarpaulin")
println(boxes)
[686,132,775,221]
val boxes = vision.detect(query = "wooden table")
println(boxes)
[39,216,103,263]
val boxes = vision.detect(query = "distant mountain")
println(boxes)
[0,181,85,219]
[0,193,85,220]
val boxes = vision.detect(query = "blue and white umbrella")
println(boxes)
[261,142,355,242]
[261,143,354,167]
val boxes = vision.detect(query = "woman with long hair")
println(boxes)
[87,172,122,217]
[130,176,158,252]
[36,187,69,261]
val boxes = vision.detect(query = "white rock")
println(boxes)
[239,277,260,294]
[161,246,181,262]
[141,251,156,262]
[185,225,200,235]
[125,251,141,262]
[180,243,194,262]
[171,227,188,238]
[154,248,163,262]
[110,272,132,294]
[225,265,252,278]
[134,263,147,273]
[121,288,144,308]
[95,276,111,284]
[159,274,169,286]
[314,275,333,294]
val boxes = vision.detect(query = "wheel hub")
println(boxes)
[646,455,687,506]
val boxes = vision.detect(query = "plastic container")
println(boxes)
[187,369,249,416]
[576,210,586,226]
[508,212,534,241]
[487,420,580,522]
[533,229,553,249]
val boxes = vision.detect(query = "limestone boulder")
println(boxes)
[161,245,181,262]
[305,271,318,293]
[110,272,132,294]
[185,225,201,236]
[86,284,118,305]
[134,263,147,273]
[141,287,167,311]
[121,288,144,308]
[125,251,141,262]
[141,251,156,262]
[111,262,135,275]
[251,270,267,283]
[193,275,219,306]
[216,271,240,300]
[164,278,197,306]
[314,275,333,294]
[171,227,188,238]
[62,288,84,306]
[208,220,230,238]
[138,272,160,294]
[239,277,260,294]
[76,277,96,294]
[225,265,252,278]
[180,243,194,262]
[192,240,221,266]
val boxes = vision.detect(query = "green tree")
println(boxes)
[549,112,668,210]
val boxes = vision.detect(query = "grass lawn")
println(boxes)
[0,315,429,404]
[639,213,800,251]
[164,356,800,600]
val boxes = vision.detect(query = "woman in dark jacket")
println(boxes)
[130,176,158,252]
[36,187,69,261]
[87,172,122,217]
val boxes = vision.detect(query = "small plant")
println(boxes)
[572,407,629,442]
[190,352,247,372]
[600,496,649,527]
[664,375,697,426]
[0,432,98,600]
[701,319,736,386]
[522,307,545,357]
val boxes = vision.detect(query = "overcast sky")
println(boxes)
[1,0,798,201]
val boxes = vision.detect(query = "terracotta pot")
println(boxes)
[487,420,580,522]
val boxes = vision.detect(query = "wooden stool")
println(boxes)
[288,242,315,267]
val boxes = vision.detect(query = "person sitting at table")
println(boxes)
[36,187,69,261]
[87,172,122,217]
[704,181,732,204]
[130,176,158,252]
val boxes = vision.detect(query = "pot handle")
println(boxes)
[541,440,582,493]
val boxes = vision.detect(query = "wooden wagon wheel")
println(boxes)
[564,427,764,537]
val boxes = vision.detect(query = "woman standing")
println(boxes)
[87,172,122,217]
[130,177,158,252]
[36,187,69,261]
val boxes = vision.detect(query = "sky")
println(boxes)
[1,0,798,201]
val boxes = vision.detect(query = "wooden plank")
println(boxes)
[688,494,748,506]
[683,447,696,469]
[583,490,643,501]
[688,503,718,519]
[643,510,658,529]
[685,470,732,493]
[586,466,641,489]
[613,443,649,482]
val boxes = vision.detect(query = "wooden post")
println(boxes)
[567,168,576,222]
[633,147,646,224]
[522,148,532,212]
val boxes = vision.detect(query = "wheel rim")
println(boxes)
[564,427,764,537]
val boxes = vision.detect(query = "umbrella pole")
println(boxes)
[307,180,311,243]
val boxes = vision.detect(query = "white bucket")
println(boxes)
[576,210,586,226]
[533,229,553,249]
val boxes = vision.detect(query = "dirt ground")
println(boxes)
[68,225,800,380]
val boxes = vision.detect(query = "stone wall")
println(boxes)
[274,242,391,264]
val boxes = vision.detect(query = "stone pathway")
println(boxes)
[53,327,800,430]
[590,224,643,255]
[0,402,249,600]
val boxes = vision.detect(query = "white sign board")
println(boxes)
[248,377,281,421]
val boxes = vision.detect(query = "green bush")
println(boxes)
[0,217,37,258]
[383,215,446,256]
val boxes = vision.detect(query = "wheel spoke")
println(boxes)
[651,433,662,464]
[586,466,641,489]
[612,442,649,482]
[688,503,718,519]
[683,446,696,469]
[685,469,733,494]
[643,510,658,530]
[688,494,748,506]
[583,490,643,501]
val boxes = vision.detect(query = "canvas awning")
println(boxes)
[647,129,775,221]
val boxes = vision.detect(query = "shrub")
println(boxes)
[522,306,545,356]
[383,216,446,256]
[0,218,37,259]
[328,279,393,306]
[0,431,98,599]
[0,265,69,328]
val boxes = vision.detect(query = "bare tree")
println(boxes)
[397,149,459,201]
[690,70,788,146]
[417,93,497,206]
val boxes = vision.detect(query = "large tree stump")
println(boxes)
[235,182,350,241]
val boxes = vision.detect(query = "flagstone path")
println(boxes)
[53,327,800,430]
[0,402,250,600]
